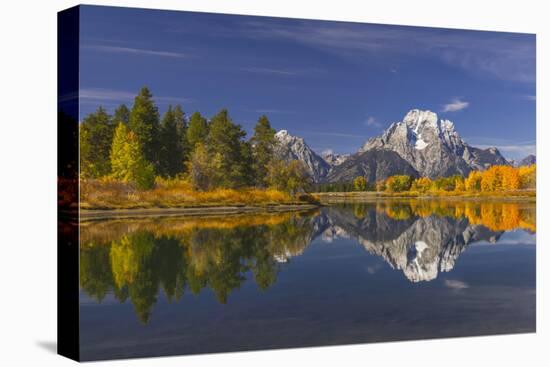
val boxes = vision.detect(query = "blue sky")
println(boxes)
[79,5,536,160]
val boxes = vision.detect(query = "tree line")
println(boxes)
[315,164,536,194]
[80,86,310,193]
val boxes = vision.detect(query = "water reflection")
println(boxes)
[80,200,535,323]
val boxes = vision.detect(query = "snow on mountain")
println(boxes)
[322,152,350,166]
[359,109,509,178]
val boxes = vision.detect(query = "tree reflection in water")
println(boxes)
[80,200,535,322]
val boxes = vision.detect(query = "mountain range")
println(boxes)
[275,205,504,282]
[274,109,533,183]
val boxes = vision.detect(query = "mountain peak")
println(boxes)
[519,154,536,166]
[403,109,438,130]
[275,129,289,138]
[359,108,508,178]
[274,129,330,182]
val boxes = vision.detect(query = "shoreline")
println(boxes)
[78,191,536,221]
[314,191,536,202]
[79,203,320,221]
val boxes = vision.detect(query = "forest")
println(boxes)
[79,86,313,208]
[80,86,536,210]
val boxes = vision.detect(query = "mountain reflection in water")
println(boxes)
[80,200,535,323]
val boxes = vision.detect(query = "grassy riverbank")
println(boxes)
[80,178,320,210]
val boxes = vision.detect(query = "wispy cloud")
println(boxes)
[365,116,381,127]
[240,66,325,77]
[254,108,295,114]
[442,98,469,112]
[83,45,190,58]
[240,67,297,76]
[80,88,136,101]
[524,95,536,101]
[321,148,334,156]
[444,279,469,290]
[366,264,382,274]
[477,144,536,157]
[297,130,366,138]
[464,136,536,160]
[464,137,536,146]
[79,88,193,105]
[239,20,535,83]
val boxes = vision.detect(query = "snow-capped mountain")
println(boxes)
[322,152,350,167]
[359,109,509,178]
[274,130,331,182]
[319,206,502,282]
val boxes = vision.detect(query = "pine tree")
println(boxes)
[80,106,114,177]
[173,105,190,169]
[186,111,208,151]
[129,87,160,171]
[250,115,276,187]
[113,104,130,125]
[158,106,184,177]
[207,109,250,188]
[126,132,156,190]
[110,122,155,190]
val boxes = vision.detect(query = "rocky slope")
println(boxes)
[322,152,350,167]
[325,149,419,183]
[518,154,536,166]
[274,130,331,182]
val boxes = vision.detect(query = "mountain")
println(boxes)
[519,154,536,166]
[274,130,330,182]
[326,149,419,183]
[322,152,350,166]
[464,146,510,170]
[319,206,502,282]
[359,109,509,178]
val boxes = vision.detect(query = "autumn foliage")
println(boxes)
[380,200,536,232]
[80,177,319,210]
[380,164,535,195]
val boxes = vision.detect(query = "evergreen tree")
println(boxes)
[207,109,251,188]
[158,106,184,177]
[250,115,276,187]
[239,140,255,187]
[80,106,114,177]
[186,111,208,151]
[129,87,160,171]
[188,142,215,191]
[110,123,155,190]
[174,104,190,169]
[113,104,130,125]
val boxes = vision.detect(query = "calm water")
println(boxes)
[79,200,536,361]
